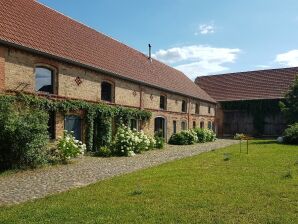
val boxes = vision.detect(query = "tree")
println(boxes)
[279,75,298,124]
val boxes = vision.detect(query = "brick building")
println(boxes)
[0,0,216,142]
[196,68,297,137]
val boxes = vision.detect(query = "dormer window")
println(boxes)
[160,95,167,110]
[35,66,54,94]
[182,100,187,112]
[101,81,113,102]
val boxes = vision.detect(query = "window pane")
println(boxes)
[130,119,137,130]
[208,121,212,129]
[200,121,204,129]
[101,82,112,102]
[173,120,177,134]
[65,115,82,141]
[35,67,53,93]
[160,95,166,110]
[193,121,196,128]
[181,121,187,130]
[154,117,165,138]
[195,103,200,114]
[182,100,187,112]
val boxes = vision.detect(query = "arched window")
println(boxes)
[182,100,187,112]
[208,121,212,129]
[101,81,113,102]
[193,121,196,128]
[181,120,187,130]
[35,66,54,94]
[200,121,204,129]
[154,117,166,138]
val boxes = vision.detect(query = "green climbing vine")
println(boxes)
[0,93,151,151]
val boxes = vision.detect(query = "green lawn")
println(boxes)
[1,140,298,224]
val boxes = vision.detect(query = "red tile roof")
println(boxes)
[195,67,298,101]
[0,0,215,103]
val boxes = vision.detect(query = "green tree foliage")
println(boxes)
[279,76,298,124]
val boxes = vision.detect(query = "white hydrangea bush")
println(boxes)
[113,125,156,156]
[57,130,86,162]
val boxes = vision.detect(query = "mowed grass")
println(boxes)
[0,141,298,224]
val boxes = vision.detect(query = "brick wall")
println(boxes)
[3,46,216,141]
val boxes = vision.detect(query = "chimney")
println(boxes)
[148,44,152,62]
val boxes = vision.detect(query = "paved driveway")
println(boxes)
[0,139,236,206]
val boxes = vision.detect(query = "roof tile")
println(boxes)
[0,0,215,103]
[195,68,298,101]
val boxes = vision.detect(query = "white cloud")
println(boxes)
[195,23,215,35]
[175,62,229,79]
[275,50,298,66]
[152,45,241,79]
[255,65,271,69]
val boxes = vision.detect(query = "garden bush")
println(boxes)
[0,102,49,170]
[169,128,216,145]
[205,129,216,142]
[283,123,298,144]
[113,125,156,156]
[193,128,216,143]
[193,128,207,143]
[154,136,165,149]
[96,146,112,157]
[57,131,86,163]
[169,130,198,145]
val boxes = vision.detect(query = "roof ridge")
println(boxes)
[196,66,298,79]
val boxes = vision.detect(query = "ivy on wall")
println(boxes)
[0,93,152,151]
[221,99,282,136]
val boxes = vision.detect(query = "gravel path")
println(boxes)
[0,139,236,206]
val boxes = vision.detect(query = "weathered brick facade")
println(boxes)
[1,46,216,142]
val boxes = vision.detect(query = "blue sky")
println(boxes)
[38,0,298,79]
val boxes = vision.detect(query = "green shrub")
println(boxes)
[205,129,216,142]
[113,125,156,156]
[193,128,207,143]
[96,146,112,157]
[169,130,198,145]
[193,128,216,143]
[154,136,165,149]
[283,123,298,144]
[57,131,86,162]
[0,102,50,170]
